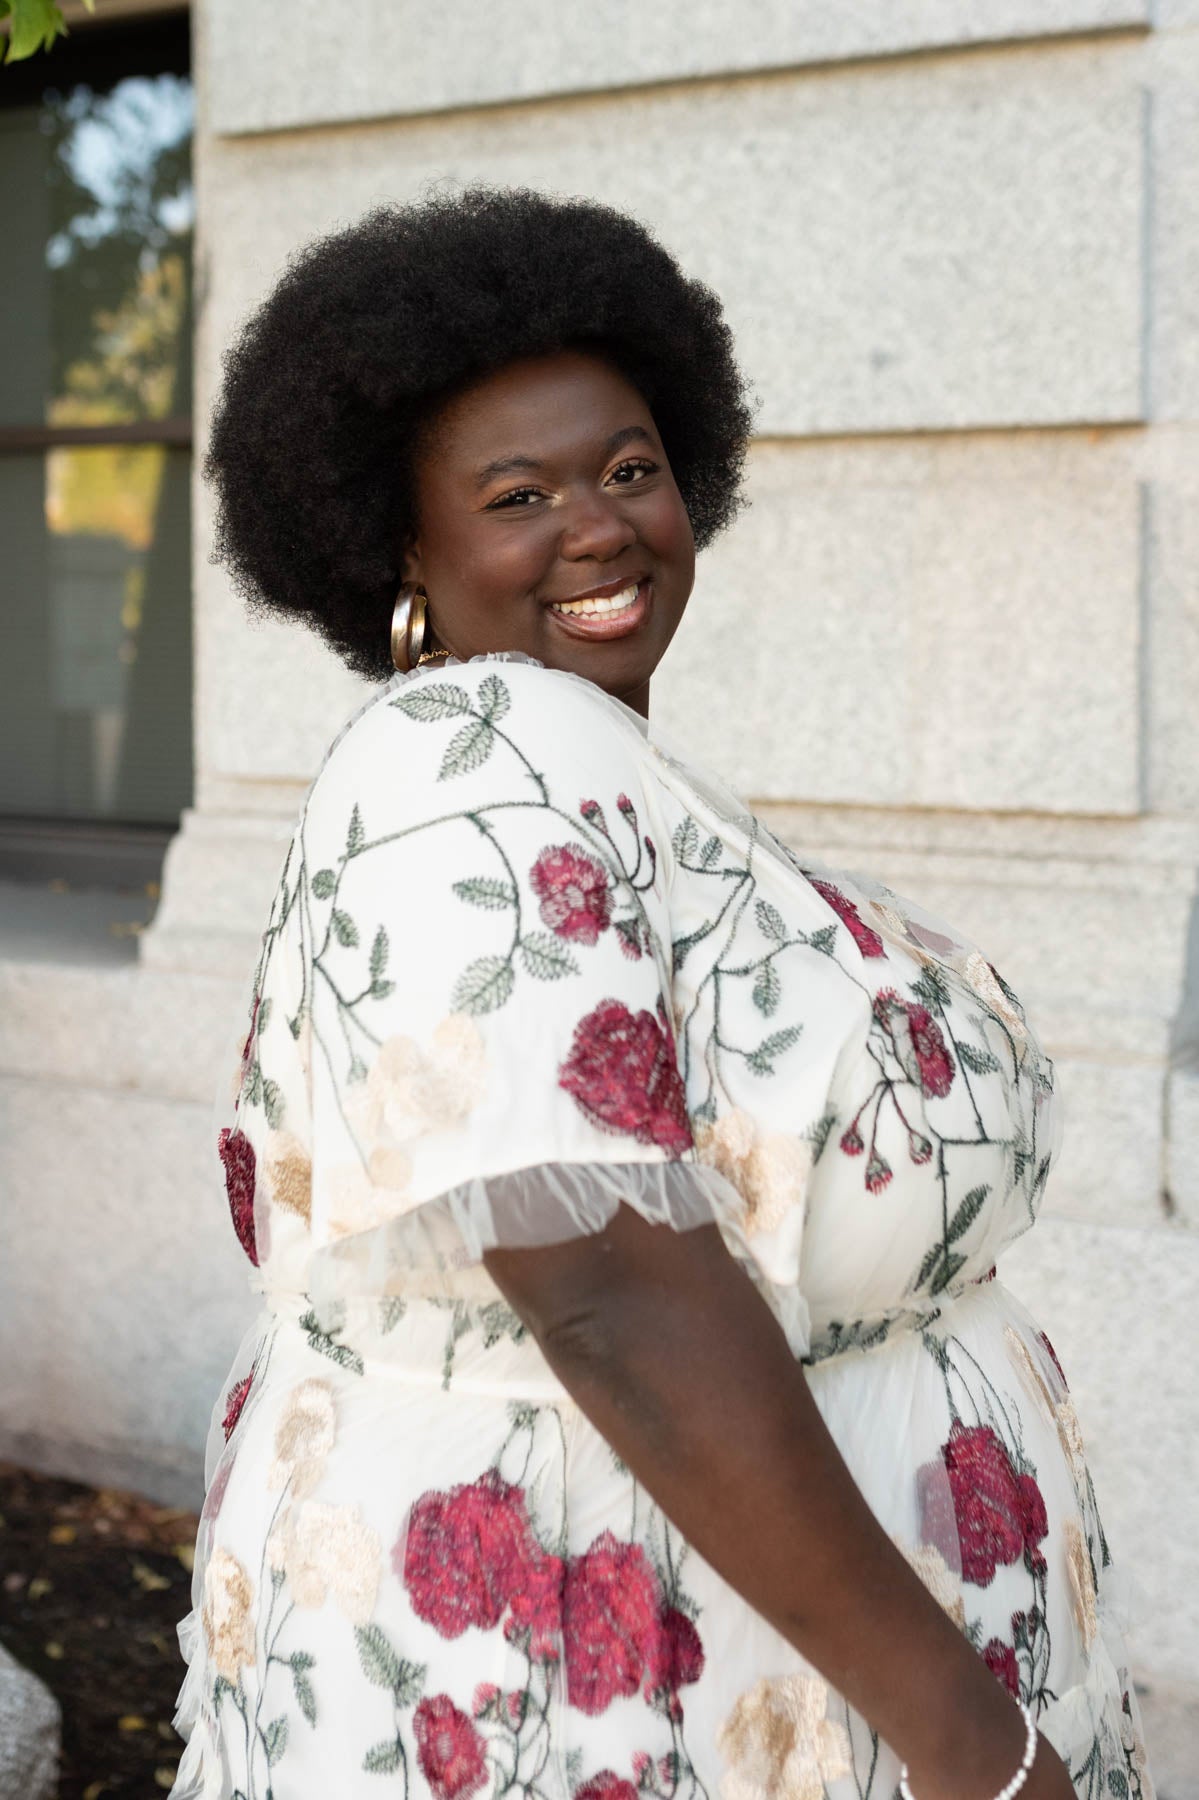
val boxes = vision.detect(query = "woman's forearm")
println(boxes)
[484,1207,1072,1800]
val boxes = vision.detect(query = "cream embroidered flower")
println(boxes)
[267,1500,381,1624]
[201,1547,256,1682]
[1056,1398,1088,1490]
[1064,1518,1098,1650]
[1005,1326,1055,1416]
[868,900,938,968]
[962,951,1028,1047]
[263,1131,312,1225]
[897,1539,966,1629]
[325,1156,412,1237]
[346,1014,486,1147]
[695,1109,812,1237]
[268,1379,336,1497]
[718,1672,851,1800]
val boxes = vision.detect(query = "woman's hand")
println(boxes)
[485,1204,1068,1799]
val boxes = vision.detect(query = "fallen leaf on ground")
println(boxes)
[131,1558,171,1593]
[118,1714,148,1731]
[49,1523,76,1544]
[45,1641,65,1659]
[154,1767,177,1788]
[28,1577,52,1600]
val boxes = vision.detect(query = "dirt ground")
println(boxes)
[0,1462,199,1799]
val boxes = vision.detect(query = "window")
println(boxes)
[0,15,192,882]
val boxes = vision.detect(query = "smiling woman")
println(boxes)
[173,188,1154,1800]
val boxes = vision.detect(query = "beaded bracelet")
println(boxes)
[898,1701,1038,1800]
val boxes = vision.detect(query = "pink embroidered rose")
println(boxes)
[401,1470,540,1638]
[918,1422,1048,1589]
[645,1604,705,1703]
[576,1775,639,1800]
[218,1127,258,1266]
[221,1372,253,1441]
[983,1639,1021,1698]
[413,1695,487,1800]
[558,1000,692,1158]
[808,878,885,958]
[530,844,613,946]
[563,1531,662,1715]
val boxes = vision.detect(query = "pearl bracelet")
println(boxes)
[898,1701,1038,1800]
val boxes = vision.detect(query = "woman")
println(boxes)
[172,188,1154,1800]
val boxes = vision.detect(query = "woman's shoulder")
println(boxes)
[304,654,656,827]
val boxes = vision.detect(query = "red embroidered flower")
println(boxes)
[401,1470,541,1638]
[865,1152,893,1194]
[530,844,613,946]
[644,1605,705,1701]
[563,1531,661,1715]
[505,1544,564,1662]
[918,1423,1048,1589]
[576,1775,639,1800]
[874,992,956,1098]
[218,1128,258,1266]
[413,1695,487,1800]
[558,1001,692,1158]
[982,1638,1021,1698]
[579,799,607,830]
[201,1456,234,1523]
[221,1372,253,1441]
[840,1124,865,1155]
[808,878,885,958]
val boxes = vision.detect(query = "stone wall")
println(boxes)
[3,0,1196,1693]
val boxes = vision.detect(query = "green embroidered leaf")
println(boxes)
[930,1250,968,1295]
[362,1739,401,1774]
[370,978,395,1000]
[752,959,781,1016]
[958,1041,1001,1076]
[699,835,722,867]
[807,1111,837,1162]
[519,933,579,981]
[369,925,389,981]
[614,917,643,958]
[346,804,365,856]
[477,673,510,722]
[263,1716,288,1765]
[391,684,471,721]
[394,1659,426,1707]
[290,1651,314,1670]
[311,868,336,899]
[379,1296,406,1334]
[746,1024,803,1076]
[256,998,272,1034]
[287,1011,304,1040]
[244,1061,263,1107]
[212,1674,236,1710]
[911,965,951,1007]
[672,817,699,861]
[755,899,787,944]
[331,909,359,948]
[270,1566,286,1593]
[1107,1767,1129,1797]
[298,1310,365,1377]
[355,1623,403,1690]
[439,718,495,780]
[914,1241,946,1291]
[262,1079,285,1129]
[290,1662,316,1727]
[807,924,837,956]
[946,1184,990,1244]
[691,1095,717,1125]
[452,955,515,1015]
[453,876,517,910]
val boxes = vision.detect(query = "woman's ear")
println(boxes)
[400,538,423,586]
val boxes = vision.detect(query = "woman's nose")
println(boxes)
[558,490,637,562]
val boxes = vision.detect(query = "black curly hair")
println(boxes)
[205,186,754,680]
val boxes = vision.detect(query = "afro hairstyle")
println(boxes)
[205,186,755,679]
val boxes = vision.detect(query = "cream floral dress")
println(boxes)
[171,654,1154,1800]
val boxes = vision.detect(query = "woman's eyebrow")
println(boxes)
[473,424,655,489]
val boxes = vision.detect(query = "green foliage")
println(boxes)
[2,0,92,64]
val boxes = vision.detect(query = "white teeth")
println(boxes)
[551,583,640,617]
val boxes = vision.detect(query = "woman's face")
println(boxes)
[402,348,696,717]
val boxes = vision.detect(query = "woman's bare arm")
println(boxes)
[484,1206,1073,1800]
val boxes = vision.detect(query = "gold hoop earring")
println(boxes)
[390,582,427,672]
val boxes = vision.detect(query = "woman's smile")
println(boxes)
[547,575,651,641]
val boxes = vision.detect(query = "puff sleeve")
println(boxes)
[240,659,743,1309]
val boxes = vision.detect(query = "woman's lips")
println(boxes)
[546,577,651,643]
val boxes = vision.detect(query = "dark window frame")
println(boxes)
[1,9,193,892]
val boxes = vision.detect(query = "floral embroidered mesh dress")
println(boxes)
[172,654,1154,1800]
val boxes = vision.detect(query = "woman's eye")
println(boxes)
[606,458,658,485]
[486,486,546,510]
